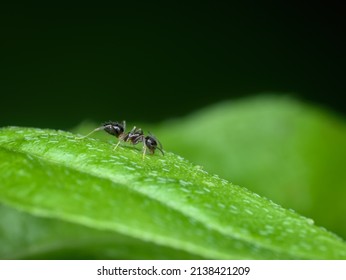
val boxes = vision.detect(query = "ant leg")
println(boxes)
[142,144,147,160]
[113,140,121,151]
[121,120,126,133]
[75,127,104,140]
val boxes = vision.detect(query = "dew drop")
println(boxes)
[179,180,192,187]
[124,166,136,171]
[180,188,191,193]
[218,203,226,209]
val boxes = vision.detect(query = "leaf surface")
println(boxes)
[0,126,346,259]
[158,96,346,240]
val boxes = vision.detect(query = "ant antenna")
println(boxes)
[155,145,164,156]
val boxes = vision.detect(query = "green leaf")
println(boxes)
[158,95,346,240]
[0,204,201,259]
[0,126,346,259]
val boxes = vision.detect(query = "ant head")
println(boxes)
[103,121,125,138]
[145,134,164,155]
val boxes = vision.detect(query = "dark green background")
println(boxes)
[1,3,345,129]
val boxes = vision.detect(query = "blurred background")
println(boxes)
[1,2,345,129]
[1,2,346,246]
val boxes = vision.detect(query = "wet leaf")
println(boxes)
[159,96,346,240]
[0,126,346,259]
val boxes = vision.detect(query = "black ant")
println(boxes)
[77,121,164,158]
